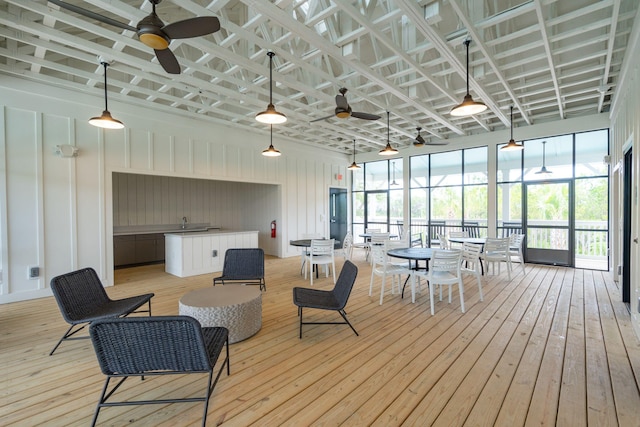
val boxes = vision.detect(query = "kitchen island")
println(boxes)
[164,229,259,278]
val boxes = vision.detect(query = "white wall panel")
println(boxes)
[0,78,347,303]
[6,108,42,295]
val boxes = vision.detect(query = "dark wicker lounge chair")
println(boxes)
[293,260,359,338]
[213,248,266,291]
[49,267,153,355]
[88,316,230,427]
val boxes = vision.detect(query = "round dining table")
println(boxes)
[386,247,433,303]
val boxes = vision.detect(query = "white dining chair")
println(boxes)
[338,231,354,261]
[508,233,526,274]
[415,249,464,315]
[461,242,483,302]
[304,239,336,286]
[300,233,323,273]
[369,243,411,305]
[481,237,512,280]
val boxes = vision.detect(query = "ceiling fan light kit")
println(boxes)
[89,61,124,130]
[379,111,399,156]
[450,39,487,117]
[500,106,524,151]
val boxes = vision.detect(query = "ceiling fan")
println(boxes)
[310,88,381,123]
[48,0,221,74]
[413,127,448,146]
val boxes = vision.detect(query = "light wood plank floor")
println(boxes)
[2,254,640,426]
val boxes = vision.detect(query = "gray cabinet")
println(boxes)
[114,234,165,267]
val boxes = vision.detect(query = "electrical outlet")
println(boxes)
[29,266,40,279]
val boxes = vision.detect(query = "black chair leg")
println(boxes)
[50,324,88,356]
[299,308,303,338]
[338,310,359,336]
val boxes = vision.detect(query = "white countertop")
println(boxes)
[164,229,258,237]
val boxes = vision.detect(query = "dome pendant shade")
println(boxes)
[450,39,487,117]
[262,125,281,157]
[89,110,124,129]
[379,111,398,156]
[256,51,287,124]
[347,139,361,170]
[500,106,523,151]
[89,61,124,130]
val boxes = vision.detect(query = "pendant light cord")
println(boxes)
[464,39,470,95]
[387,111,390,143]
[102,62,108,111]
[267,51,274,105]
[510,105,513,140]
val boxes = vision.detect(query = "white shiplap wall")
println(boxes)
[609,15,640,340]
[0,77,348,303]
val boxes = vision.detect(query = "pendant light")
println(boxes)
[255,51,287,124]
[347,139,361,170]
[535,140,552,174]
[89,60,124,129]
[500,106,524,151]
[379,111,398,156]
[262,125,281,157]
[390,162,398,186]
[450,39,487,117]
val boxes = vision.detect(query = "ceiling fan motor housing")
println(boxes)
[137,13,169,50]
[335,107,351,118]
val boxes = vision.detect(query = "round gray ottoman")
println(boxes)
[179,286,262,343]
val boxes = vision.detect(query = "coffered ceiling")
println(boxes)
[0,0,636,154]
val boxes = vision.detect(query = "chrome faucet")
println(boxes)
[181,216,188,229]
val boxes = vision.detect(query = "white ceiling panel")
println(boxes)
[0,0,635,154]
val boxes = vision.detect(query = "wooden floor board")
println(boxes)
[1,257,639,426]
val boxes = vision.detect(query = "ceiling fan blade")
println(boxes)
[427,140,449,145]
[309,114,335,123]
[335,94,349,110]
[155,48,181,74]
[48,0,137,32]
[351,112,381,120]
[163,17,221,39]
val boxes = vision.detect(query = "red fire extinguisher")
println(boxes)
[271,220,276,238]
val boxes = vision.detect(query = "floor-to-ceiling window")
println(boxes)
[497,129,609,269]
[351,159,404,242]
[409,147,488,246]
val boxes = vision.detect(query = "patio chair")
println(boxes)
[369,242,411,305]
[293,260,359,338]
[304,239,336,286]
[461,242,484,302]
[49,267,154,356]
[88,316,230,427]
[338,231,354,260]
[482,237,512,280]
[508,233,526,274]
[213,248,266,291]
[414,249,464,315]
